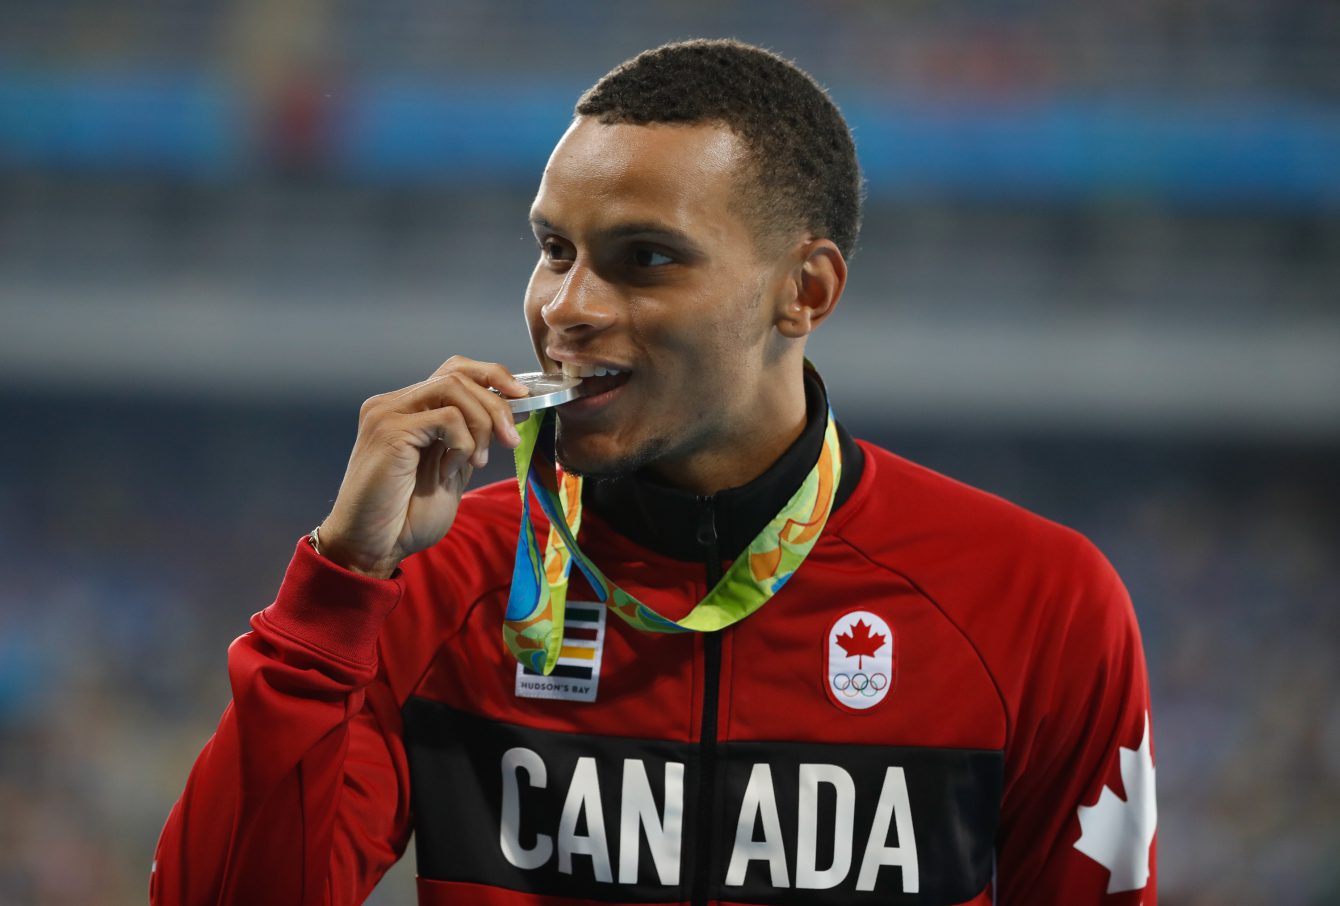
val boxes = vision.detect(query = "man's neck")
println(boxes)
[645,375,809,497]
[583,365,864,564]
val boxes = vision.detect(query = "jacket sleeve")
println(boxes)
[994,541,1158,906]
[150,537,412,906]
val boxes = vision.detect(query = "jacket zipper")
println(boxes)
[692,496,722,906]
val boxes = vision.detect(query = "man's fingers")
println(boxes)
[440,374,501,467]
[436,361,530,449]
[439,446,473,487]
[448,370,525,450]
[468,375,525,449]
[428,357,529,398]
[415,433,448,488]
[380,359,526,449]
[385,407,476,462]
[326,356,525,577]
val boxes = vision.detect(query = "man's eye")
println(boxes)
[541,240,573,261]
[633,248,674,267]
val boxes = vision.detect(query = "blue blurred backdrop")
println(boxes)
[1,2,1337,904]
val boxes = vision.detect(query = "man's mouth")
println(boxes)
[555,360,633,399]
[572,370,632,400]
[546,361,640,415]
[558,361,627,379]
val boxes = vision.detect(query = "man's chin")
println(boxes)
[554,428,666,480]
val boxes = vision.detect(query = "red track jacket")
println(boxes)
[152,391,1156,905]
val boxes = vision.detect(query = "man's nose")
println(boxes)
[540,262,617,335]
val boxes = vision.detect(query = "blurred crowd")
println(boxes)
[4,0,1338,96]
[3,0,1338,200]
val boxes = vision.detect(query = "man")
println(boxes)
[153,39,1156,905]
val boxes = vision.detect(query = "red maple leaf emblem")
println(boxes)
[836,619,886,669]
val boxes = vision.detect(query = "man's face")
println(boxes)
[525,117,791,481]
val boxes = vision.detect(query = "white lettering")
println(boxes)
[796,763,856,889]
[557,756,613,882]
[856,766,919,893]
[725,763,790,888]
[500,747,553,870]
[618,759,684,885]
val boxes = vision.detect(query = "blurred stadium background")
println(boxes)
[1,2,1338,904]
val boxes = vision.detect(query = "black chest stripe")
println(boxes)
[403,698,1002,905]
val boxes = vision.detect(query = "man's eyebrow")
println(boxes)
[600,222,708,260]
[601,222,692,243]
[529,217,706,258]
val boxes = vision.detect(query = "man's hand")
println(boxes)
[316,357,528,579]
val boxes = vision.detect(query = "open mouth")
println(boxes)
[574,370,632,398]
[553,360,633,404]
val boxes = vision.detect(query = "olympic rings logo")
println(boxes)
[831,672,889,698]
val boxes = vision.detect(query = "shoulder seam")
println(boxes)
[831,530,1013,752]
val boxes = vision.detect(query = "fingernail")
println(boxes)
[478,448,489,467]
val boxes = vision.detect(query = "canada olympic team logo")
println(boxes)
[825,610,895,712]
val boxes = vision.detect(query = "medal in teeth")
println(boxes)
[561,362,624,378]
[499,362,627,414]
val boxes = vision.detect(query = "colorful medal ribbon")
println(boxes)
[503,398,843,675]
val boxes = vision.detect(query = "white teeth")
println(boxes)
[557,361,626,379]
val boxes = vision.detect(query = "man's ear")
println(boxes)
[775,239,847,339]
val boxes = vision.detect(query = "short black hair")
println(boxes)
[575,39,863,260]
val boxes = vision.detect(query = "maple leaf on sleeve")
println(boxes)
[1074,713,1158,893]
[836,619,887,669]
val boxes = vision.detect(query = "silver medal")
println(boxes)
[500,372,587,413]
